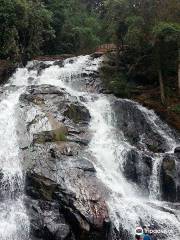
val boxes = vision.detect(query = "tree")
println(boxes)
[178,48,180,96]
[0,0,54,62]
[101,0,180,101]
[44,0,103,54]
[153,22,180,103]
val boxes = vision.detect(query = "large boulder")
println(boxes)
[18,84,110,240]
[111,99,171,152]
[64,103,91,123]
[25,199,73,240]
[160,153,180,202]
[123,149,152,195]
[27,61,51,75]
[53,60,64,67]
[174,146,180,155]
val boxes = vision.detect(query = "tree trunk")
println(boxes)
[158,68,166,105]
[178,48,180,96]
[116,41,121,68]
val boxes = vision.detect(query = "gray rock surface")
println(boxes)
[123,149,152,195]
[160,153,180,202]
[18,84,110,240]
[111,99,169,152]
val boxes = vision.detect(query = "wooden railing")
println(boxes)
[95,43,128,53]
[96,43,117,53]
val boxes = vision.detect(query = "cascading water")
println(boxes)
[86,95,180,239]
[87,96,136,197]
[1,55,180,239]
[32,55,180,239]
[0,74,30,239]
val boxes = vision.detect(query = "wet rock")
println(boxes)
[123,149,139,182]
[64,103,91,123]
[53,60,64,67]
[19,84,90,131]
[118,224,132,240]
[19,84,110,240]
[22,84,65,96]
[112,99,169,152]
[123,149,152,195]
[33,127,68,144]
[89,71,99,78]
[68,59,74,64]
[59,142,80,156]
[174,146,180,154]
[81,72,89,78]
[24,143,109,240]
[67,136,90,146]
[73,158,96,172]
[28,61,51,75]
[25,199,73,240]
[160,154,180,202]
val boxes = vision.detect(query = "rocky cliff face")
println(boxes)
[112,99,171,152]
[18,84,110,240]
[111,98,180,202]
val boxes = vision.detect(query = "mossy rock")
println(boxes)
[33,127,68,144]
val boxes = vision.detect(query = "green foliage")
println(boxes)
[0,0,180,96]
[0,0,54,61]
[101,0,180,100]
[165,86,175,97]
[100,63,130,97]
[153,22,180,42]
[0,0,105,60]
[124,15,147,49]
[44,0,103,54]
[171,104,180,113]
[110,74,130,97]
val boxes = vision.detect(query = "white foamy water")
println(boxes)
[0,75,30,239]
[1,55,179,239]
[28,55,179,239]
[85,93,180,239]
[149,155,164,200]
[87,96,135,197]
[133,100,177,151]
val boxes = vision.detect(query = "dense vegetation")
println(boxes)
[0,0,103,62]
[100,0,180,104]
[0,0,180,104]
[0,0,53,62]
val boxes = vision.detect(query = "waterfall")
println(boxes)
[34,55,180,239]
[0,74,30,239]
[0,55,180,239]
[86,96,136,197]
[85,95,180,238]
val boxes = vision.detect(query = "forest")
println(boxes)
[0,0,180,107]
